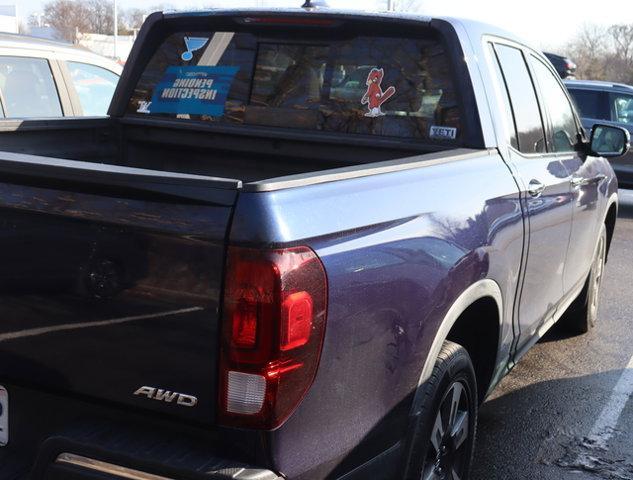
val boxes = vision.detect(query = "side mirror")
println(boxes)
[589,124,631,158]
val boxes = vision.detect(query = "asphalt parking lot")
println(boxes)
[472,190,633,480]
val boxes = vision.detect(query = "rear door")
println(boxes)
[489,42,573,351]
[0,155,237,424]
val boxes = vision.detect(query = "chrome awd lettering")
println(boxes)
[133,386,198,407]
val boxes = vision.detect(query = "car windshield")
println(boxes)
[126,29,463,143]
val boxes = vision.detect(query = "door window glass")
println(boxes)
[0,56,62,118]
[67,61,119,116]
[611,93,633,125]
[488,43,518,149]
[493,45,546,154]
[568,88,610,121]
[530,56,579,152]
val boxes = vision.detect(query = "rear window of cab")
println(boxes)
[127,27,463,143]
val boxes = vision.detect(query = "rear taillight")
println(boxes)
[219,246,327,429]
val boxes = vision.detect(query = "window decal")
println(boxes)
[149,66,239,116]
[361,68,395,117]
[181,37,210,61]
[430,125,457,140]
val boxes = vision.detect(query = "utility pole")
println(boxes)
[113,0,118,60]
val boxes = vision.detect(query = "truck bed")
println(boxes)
[0,117,448,186]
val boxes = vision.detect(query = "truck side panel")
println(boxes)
[229,151,524,479]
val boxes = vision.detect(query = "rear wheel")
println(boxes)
[406,341,477,480]
[561,224,607,335]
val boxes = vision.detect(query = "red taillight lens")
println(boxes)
[219,246,327,429]
[281,291,313,351]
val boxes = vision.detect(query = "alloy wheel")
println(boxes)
[421,381,470,480]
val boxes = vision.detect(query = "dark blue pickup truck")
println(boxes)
[0,8,628,480]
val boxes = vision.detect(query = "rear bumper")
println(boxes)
[0,385,280,480]
[7,431,283,480]
[37,451,282,480]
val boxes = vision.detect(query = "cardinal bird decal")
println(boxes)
[361,68,396,117]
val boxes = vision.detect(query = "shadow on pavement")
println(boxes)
[472,369,633,480]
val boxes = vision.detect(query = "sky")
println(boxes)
[13,0,633,49]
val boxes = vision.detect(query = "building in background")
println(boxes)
[0,5,17,34]
[77,33,135,63]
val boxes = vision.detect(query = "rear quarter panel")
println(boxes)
[229,151,523,479]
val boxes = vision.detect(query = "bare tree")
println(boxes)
[565,23,633,83]
[27,13,42,28]
[565,24,609,80]
[85,0,114,35]
[122,8,146,31]
[606,24,633,83]
[395,0,429,12]
[42,0,91,42]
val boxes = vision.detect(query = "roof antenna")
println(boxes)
[302,0,315,10]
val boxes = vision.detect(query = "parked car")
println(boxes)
[566,79,633,188]
[0,33,121,118]
[544,51,577,79]
[0,10,626,480]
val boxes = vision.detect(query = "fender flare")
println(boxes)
[410,279,503,417]
[605,192,618,220]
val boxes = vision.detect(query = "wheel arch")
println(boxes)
[412,279,503,413]
[401,279,503,479]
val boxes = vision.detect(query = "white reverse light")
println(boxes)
[226,371,266,415]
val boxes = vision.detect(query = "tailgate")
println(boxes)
[0,153,239,423]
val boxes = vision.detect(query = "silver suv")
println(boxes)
[0,33,122,118]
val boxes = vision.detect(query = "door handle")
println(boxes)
[528,179,545,197]
[571,176,589,188]
[571,174,606,188]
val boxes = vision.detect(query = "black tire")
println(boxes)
[405,341,477,480]
[561,224,607,335]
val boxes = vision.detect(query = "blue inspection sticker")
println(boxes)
[149,66,239,116]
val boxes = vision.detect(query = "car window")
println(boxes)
[492,44,546,154]
[67,62,119,116]
[611,93,633,125]
[568,88,610,121]
[127,30,464,143]
[488,43,518,149]
[530,56,579,153]
[0,56,62,118]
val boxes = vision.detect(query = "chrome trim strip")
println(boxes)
[55,453,175,480]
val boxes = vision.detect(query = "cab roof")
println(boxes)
[159,7,534,50]
[565,79,633,93]
[0,32,121,72]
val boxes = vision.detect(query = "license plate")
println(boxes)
[0,386,7,446]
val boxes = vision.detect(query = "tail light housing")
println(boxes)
[219,246,327,429]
